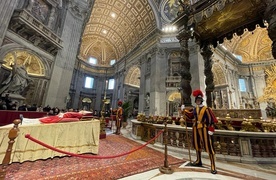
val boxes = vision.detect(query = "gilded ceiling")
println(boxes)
[78,0,274,68]
[79,0,157,66]
[223,27,273,63]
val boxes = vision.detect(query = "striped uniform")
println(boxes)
[192,105,215,154]
[191,105,217,173]
[116,107,123,134]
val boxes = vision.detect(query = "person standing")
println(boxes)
[191,89,217,174]
[115,100,123,135]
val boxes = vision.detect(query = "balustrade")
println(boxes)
[131,120,276,163]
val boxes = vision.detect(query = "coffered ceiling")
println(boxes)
[79,0,157,66]
[78,0,274,68]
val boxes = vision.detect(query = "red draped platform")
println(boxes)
[0,110,47,126]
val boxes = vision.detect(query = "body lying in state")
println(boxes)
[3,111,94,127]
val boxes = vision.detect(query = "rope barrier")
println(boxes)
[25,130,164,159]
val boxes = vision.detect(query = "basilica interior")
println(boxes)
[0,0,275,116]
[0,0,276,179]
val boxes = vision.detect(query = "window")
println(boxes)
[110,59,116,66]
[108,79,115,89]
[239,78,246,92]
[233,54,242,61]
[85,77,94,88]
[88,57,97,65]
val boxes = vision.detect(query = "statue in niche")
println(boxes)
[253,98,260,109]
[241,96,249,109]
[214,92,221,109]
[31,0,50,23]
[145,92,150,109]
[47,7,56,30]
[0,64,33,95]
[26,0,35,11]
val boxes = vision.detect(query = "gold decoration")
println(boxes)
[240,119,260,132]
[258,64,276,102]
[137,113,146,122]
[262,121,272,132]
[2,50,45,76]
[215,120,224,130]
[179,116,185,127]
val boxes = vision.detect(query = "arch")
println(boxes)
[124,66,141,88]
[82,97,92,103]
[167,91,181,102]
[148,0,162,29]
[2,50,46,77]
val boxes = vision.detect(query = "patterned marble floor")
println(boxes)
[106,120,276,180]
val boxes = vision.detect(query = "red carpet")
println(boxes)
[5,135,184,180]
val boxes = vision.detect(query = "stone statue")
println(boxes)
[145,92,150,109]
[0,64,33,95]
[47,7,56,30]
[27,0,35,11]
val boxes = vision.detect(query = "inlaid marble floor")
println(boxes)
[106,121,276,180]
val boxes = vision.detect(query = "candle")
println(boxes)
[105,80,108,89]
[104,80,108,99]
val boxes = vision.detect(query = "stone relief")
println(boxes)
[30,0,50,23]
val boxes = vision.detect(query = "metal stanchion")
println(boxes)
[159,120,173,174]
[184,114,192,165]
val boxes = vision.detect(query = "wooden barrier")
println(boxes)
[0,119,21,180]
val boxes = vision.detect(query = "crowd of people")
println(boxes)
[0,93,114,119]
[0,93,65,114]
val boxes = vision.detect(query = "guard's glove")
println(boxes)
[208,126,215,136]
[181,105,185,111]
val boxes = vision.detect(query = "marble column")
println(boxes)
[138,57,146,113]
[177,29,192,106]
[149,47,167,115]
[0,0,18,46]
[264,0,276,59]
[201,44,215,107]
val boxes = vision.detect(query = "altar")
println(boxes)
[0,120,100,163]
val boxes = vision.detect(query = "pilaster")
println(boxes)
[149,46,167,115]
[0,0,18,46]
[45,0,92,108]
[189,41,205,104]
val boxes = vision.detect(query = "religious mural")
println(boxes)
[31,0,50,23]
[161,0,179,22]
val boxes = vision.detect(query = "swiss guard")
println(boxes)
[115,100,123,135]
[190,89,218,174]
